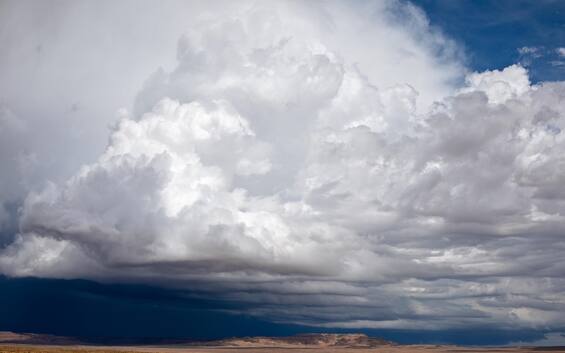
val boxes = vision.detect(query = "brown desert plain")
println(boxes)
[0,332,564,353]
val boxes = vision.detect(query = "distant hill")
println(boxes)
[216,333,392,347]
[0,331,392,347]
[0,331,81,345]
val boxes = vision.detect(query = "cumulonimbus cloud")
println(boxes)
[1,0,565,332]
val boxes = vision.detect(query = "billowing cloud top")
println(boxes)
[1,0,565,333]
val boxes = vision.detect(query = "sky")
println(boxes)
[0,0,565,346]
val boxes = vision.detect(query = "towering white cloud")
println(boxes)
[1,0,565,333]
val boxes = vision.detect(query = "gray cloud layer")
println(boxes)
[1,0,565,334]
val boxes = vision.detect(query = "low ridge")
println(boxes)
[0,331,392,347]
[218,333,392,347]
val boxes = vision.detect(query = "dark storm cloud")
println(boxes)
[0,276,556,345]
